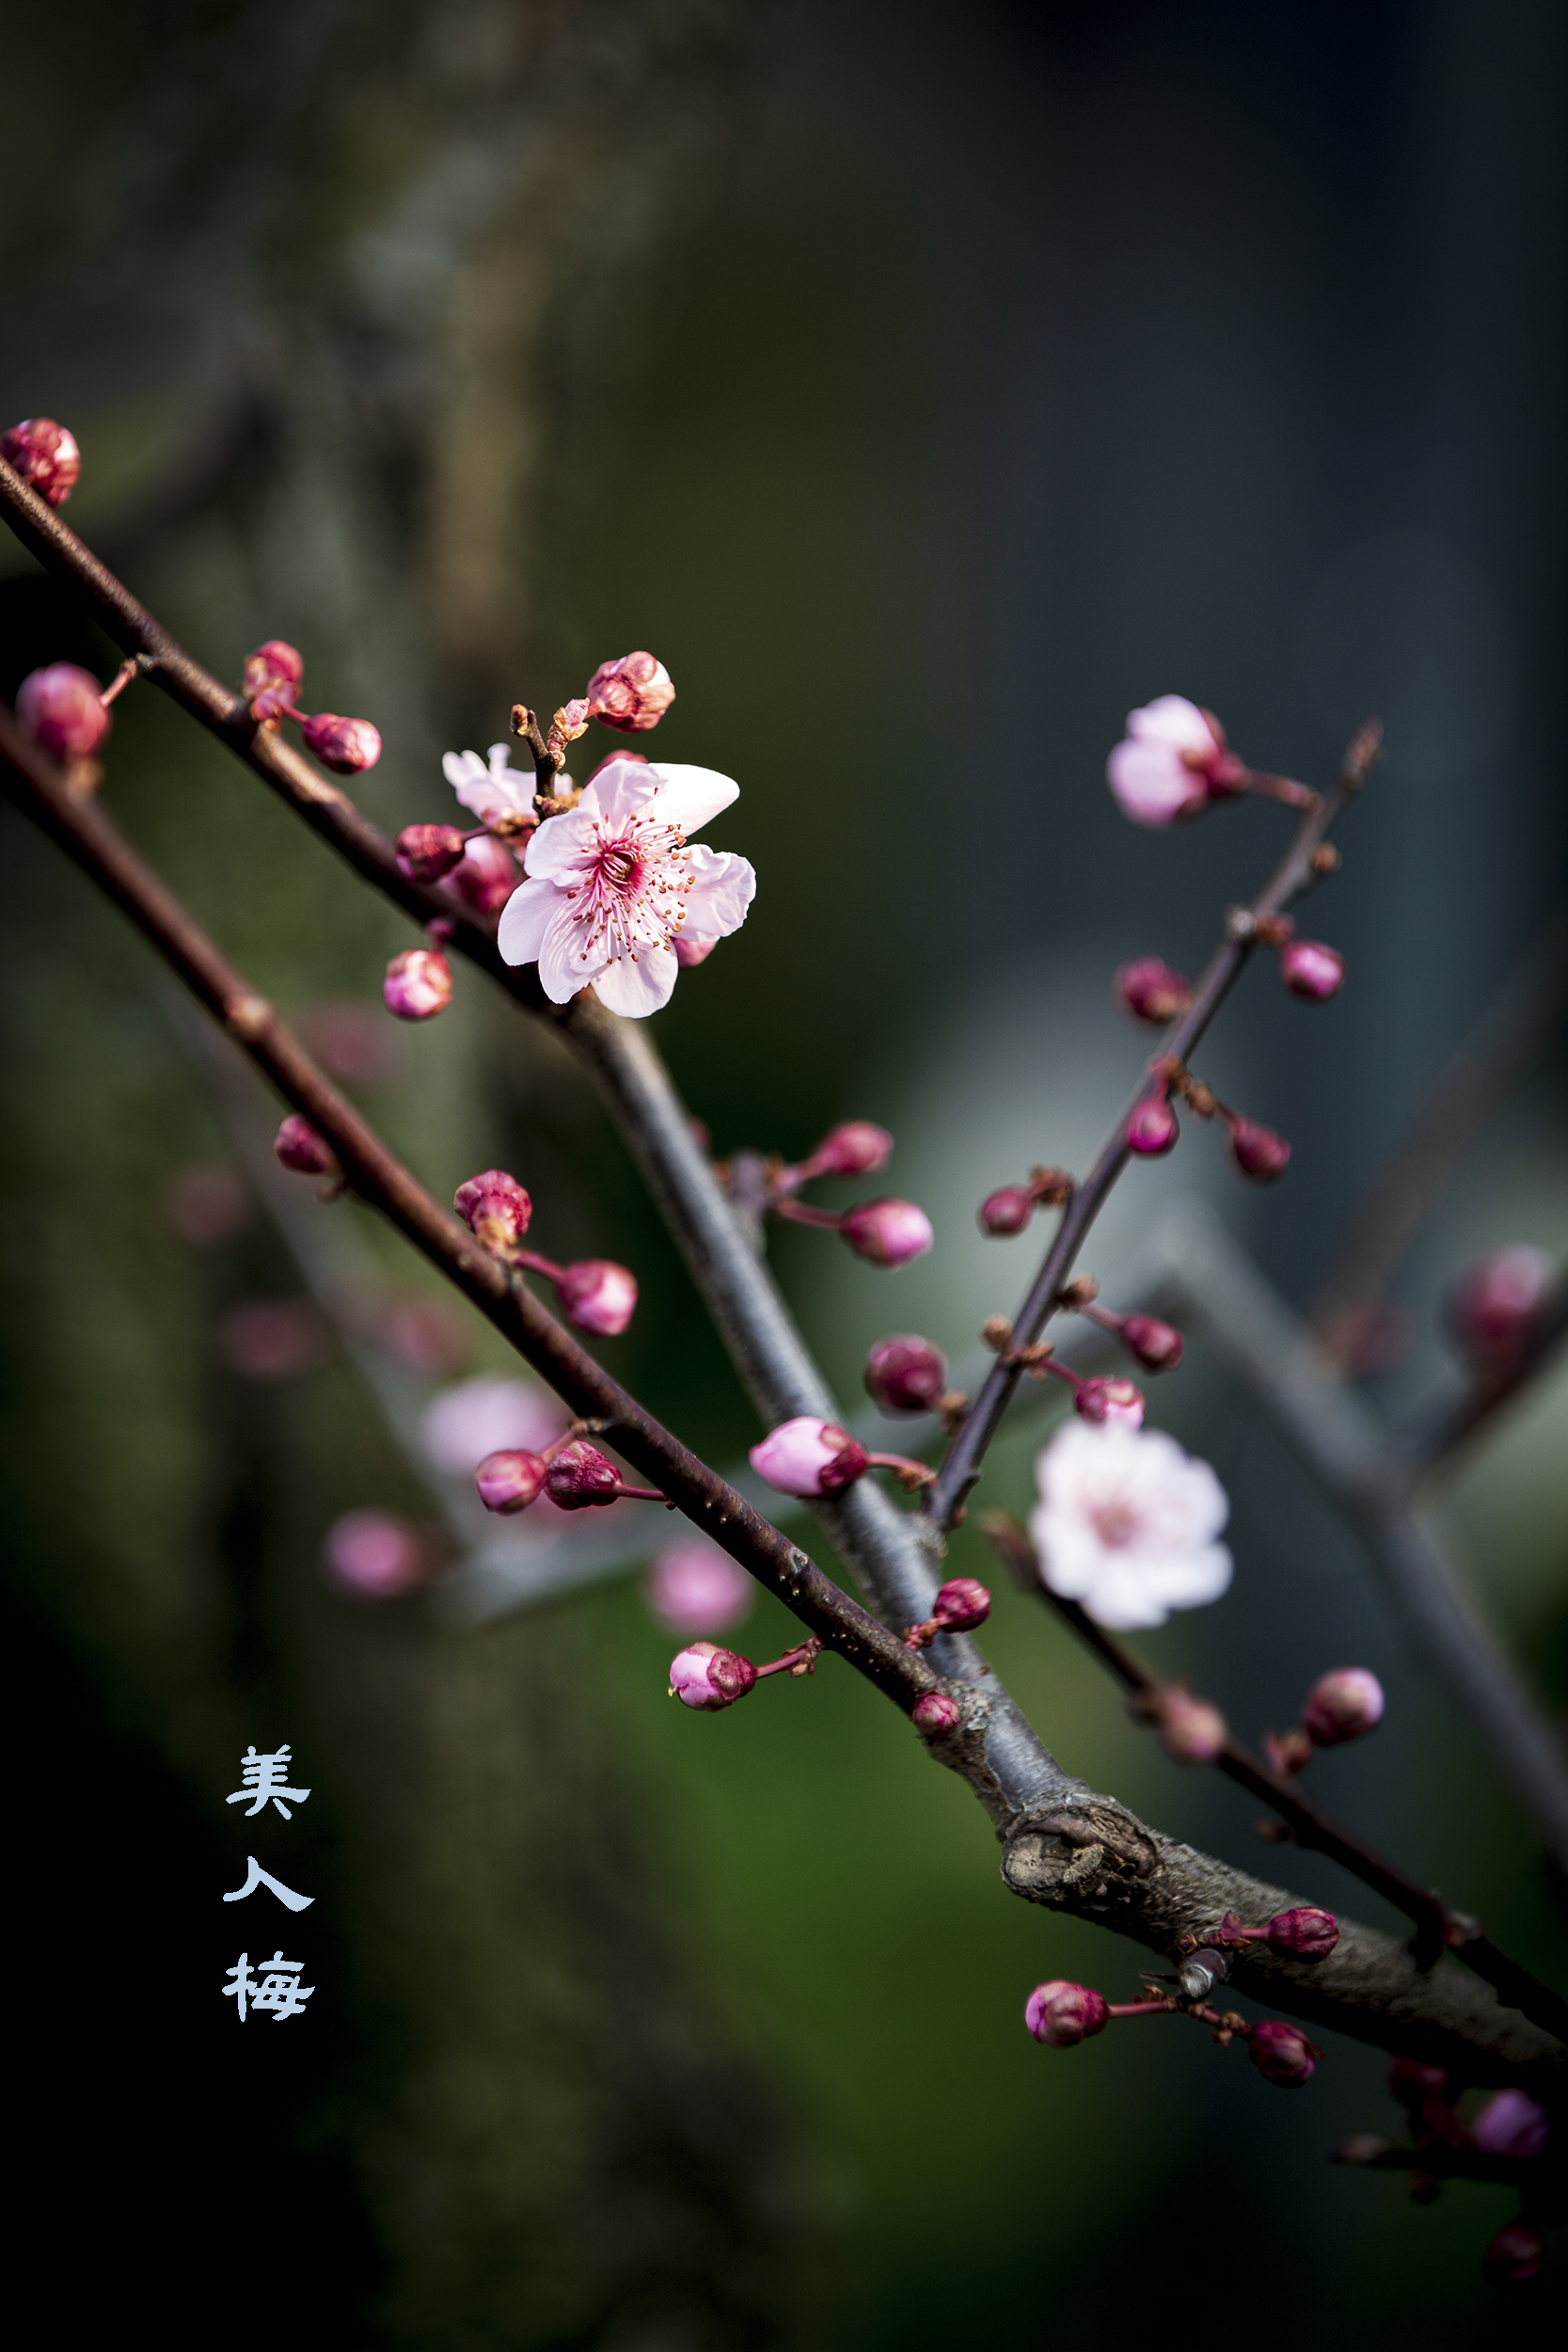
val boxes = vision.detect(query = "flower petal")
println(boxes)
[681,845,756,940]
[524,808,599,882]
[594,944,679,1018]
[1126,695,1215,754]
[583,758,661,825]
[446,746,530,825]
[643,762,740,835]
[538,899,601,1003]
[496,877,562,966]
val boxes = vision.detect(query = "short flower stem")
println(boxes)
[864,1450,937,1491]
[768,1197,843,1231]
[1105,1997,1178,2018]
[515,1246,567,1281]
[752,1639,823,1680]
[99,656,142,708]
[1240,770,1321,813]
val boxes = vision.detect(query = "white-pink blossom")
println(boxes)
[1028,1419,1231,1631]
[497,755,755,1017]
[645,1541,753,1635]
[750,1416,868,1499]
[443,741,537,830]
[420,1376,567,1475]
[1106,696,1239,828]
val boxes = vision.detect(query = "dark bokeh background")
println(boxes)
[2,1,1565,2344]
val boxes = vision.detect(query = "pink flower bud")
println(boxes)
[1107,696,1239,827]
[669,1639,758,1710]
[750,1417,869,1498]
[1118,1314,1184,1373]
[544,1438,623,1509]
[167,1161,253,1247]
[980,1185,1035,1235]
[839,1198,934,1268]
[1302,1666,1385,1748]
[2,416,81,505]
[1246,2019,1318,2087]
[302,712,381,773]
[1227,1117,1291,1182]
[646,1541,753,1635]
[554,1258,639,1336]
[16,663,110,758]
[1074,1376,1146,1428]
[243,640,304,720]
[911,1691,961,1735]
[396,822,467,883]
[1445,1245,1554,1368]
[474,1448,547,1513]
[1155,1688,1227,1764]
[585,649,675,732]
[673,931,721,968]
[274,1113,339,1177]
[453,1169,532,1249]
[1470,2090,1550,2160]
[384,947,452,1020]
[1387,2057,1448,2106]
[1115,957,1195,1025]
[1279,940,1345,1001]
[806,1120,894,1178]
[323,1506,425,1597]
[220,1297,330,1381]
[864,1333,949,1414]
[1264,1906,1339,1959]
[931,1577,990,1632]
[445,833,519,914]
[1126,1096,1180,1156]
[1024,1979,1110,2046]
[1482,2224,1543,2287]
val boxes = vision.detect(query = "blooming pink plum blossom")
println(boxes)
[444,741,539,831]
[2,416,81,505]
[497,755,755,1017]
[1029,1420,1232,1631]
[17,663,110,759]
[323,1507,425,1597]
[645,1541,753,1636]
[750,1417,869,1498]
[555,1259,638,1335]
[420,1376,567,1475]
[1106,696,1243,827]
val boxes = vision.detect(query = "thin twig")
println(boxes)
[1408,1264,1568,1477]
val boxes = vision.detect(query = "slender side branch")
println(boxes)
[1410,1263,1568,1476]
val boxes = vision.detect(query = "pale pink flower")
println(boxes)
[1106,695,1241,827]
[645,1541,754,1635]
[497,756,755,1017]
[420,1376,566,1475]
[323,1507,425,1597]
[443,741,537,830]
[750,1416,868,1498]
[1028,1420,1231,1631]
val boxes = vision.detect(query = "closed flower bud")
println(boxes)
[445,833,519,914]
[1075,1376,1146,1428]
[474,1448,547,1514]
[2,416,81,505]
[274,1113,338,1177]
[1227,1117,1291,1182]
[1264,1906,1338,1959]
[751,1416,869,1498]
[864,1333,949,1414]
[980,1185,1035,1235]
[1469,2090,1550,2161]
[384,947,452,1020]
[932,1577,991,1632]
[243,640,304,720]
[1246,2019,1319,2087]
[544,1438,623,1509]
[1481,2224,1543,2288]
[1024,1979,1110,2047]
[1279,940,1345,1001]
[1302,1666,1385,1748]
[585,649,675,732]
[554,1258,638,1336]
[1127,1096,1180,1156]
[17,662,110,759]
[1155,1687,1227,1764]
[911,1691,961,1735]
[1445,1245,1554,1368]
[669,1639,758,1710]
[839,1197,934,1267]
[1115,957,1194,1025]
[453,1168,532,1249]
[302,712,381,773]
[396,822,467,883]
[1118,1313,1184,1373]
[806,1120,894,1178]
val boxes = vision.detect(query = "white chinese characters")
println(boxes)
[223,1740,318,2021]
[227,1742,311,1820]
[224,1950,315,2024]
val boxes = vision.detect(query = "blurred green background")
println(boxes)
[2,1,1565,2344]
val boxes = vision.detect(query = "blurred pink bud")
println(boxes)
[323,1506,425,1597]
[1024,1979,1110,2046]
[980,1185,1035,1236]
[296,997,395,1086]
[585,649,675,732]
[750,1417,869,1498]
[303,712,381,772]
[1126,1096,1179,1156]
[1470,2090,1549,2160]
[219,1297,330,1381]
[555,1258,638,1335]
[17,662,110,758]
[2,416,80,504]
[453,1168,532,1249]
[839,1197,933,1267]
[1075,1376,1145,1429]
[1107,696,1242,827]
[1246,2019,1319,2087]
[646,1542,753,1636]
[1115,956,1195,1025]
[396,822,467,883]
[1445,1245,1554,1368]
[274,1112,339,1177]
[384,947,452,1019]
[1482,2224,1543,2287]
[378,1294,469,1374]
[1118,1314,1184,1373]
[805,1120,894,1178]
[1388,2057,1448,2105]
[544,1438,623,1508]
[474,1448,547,1514]
[421,1376,566,1473]
[243,640,304,720]
[932,1577,990,1631]
[673,931,721,969]
[911,1691,961,1735]
[1155,1688,1227,1764]
[864,1333,949,1414]
[1265,1906,1338,1959]
[669,1639,758,1710]
[166,1161,253,1247]
[1227,1117,1291,1182]
[445,833,519,914]
[1302,1666,1385,1748]
[1279,940,1345,1001]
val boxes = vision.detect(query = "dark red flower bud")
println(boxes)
[911,1691,961,1735]
[803,1120,893,1177]
[839,1198,933,1266]
[302,712,381,772]
[1115,956,1194,1025]
[1279,940,1345,1001]
[1482,2224,1543,2288]
[1302,1666,1384,1748]
[1126,1096,1180,1156]
[931,1577,990,1632]
[1,417,81,505]
[444,834,519,914]
[274,1113,339,1177]
[980,1185,1035,1235]
[1444,1245,1554,1369]
[16,663,110,758]
[1118,1313,1184,1373]
[1264,1906,1338,1959]
[453,1169,532,1249]
[1246,2019,1319,2087]
[584,649,674,732]
[863,1333,949,1414]
[474,1449,547,1514]
[243,640,304,720]
[544,1438,623,1509]
[1227,1117,1291,1182]
[384,947,452,1019]
[1024,1979,1110,2046]
[396,823,467,883]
